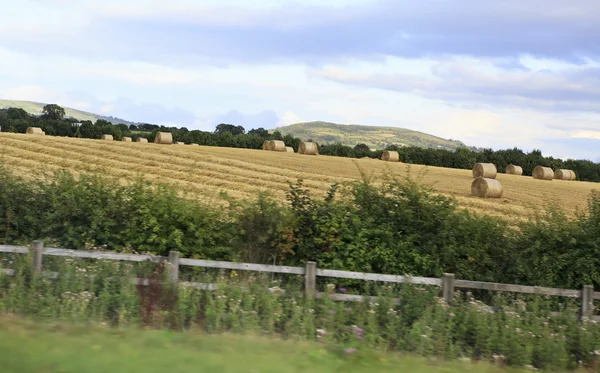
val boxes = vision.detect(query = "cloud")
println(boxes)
[277,112,303,127]
[31,89,202,126]
[310,60,600,113]
[542,137,600,161]
[2,0,599,66]
[213,110,280,129]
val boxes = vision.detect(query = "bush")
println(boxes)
[0,167,235,259]
[4,164,600,290]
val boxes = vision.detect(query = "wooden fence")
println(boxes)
[0,241,598,319]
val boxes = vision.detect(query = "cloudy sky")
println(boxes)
[1,0,599,160]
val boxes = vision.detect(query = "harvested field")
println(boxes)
[0,133,597,220]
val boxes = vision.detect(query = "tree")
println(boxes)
[6,108,30,120]
[215,123,245,136]
[354,143,370,152]
[248,127,269,138]
[42,104,66,120]
[354,143,371,158]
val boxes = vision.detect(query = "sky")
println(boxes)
[0,0,599,160]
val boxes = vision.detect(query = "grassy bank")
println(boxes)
[0,316,535,373]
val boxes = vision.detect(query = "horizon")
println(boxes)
[1,0,599,161]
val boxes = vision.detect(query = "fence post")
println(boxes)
[167,251,180,282]
[442,273,455,303]
[31,240,44,275]
[305,261,316,297]
[581,285,594,319]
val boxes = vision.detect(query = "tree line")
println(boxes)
[1,104,599,182]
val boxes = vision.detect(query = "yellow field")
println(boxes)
[1,133,598,220]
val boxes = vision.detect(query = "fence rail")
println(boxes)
[0,241,597,319]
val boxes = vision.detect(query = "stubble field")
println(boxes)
[1,133,597,220]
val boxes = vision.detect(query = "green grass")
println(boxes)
[275,121,467,150]
[0,316,531,373]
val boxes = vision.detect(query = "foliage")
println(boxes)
[286,176,517,284]
[0,168,235,259]
[0,257,598,371]
[3,165,600,290]
[42,104,66,120]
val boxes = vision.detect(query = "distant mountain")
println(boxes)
[0,100,136,125]
[275,121,468,150]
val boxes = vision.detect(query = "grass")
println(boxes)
[0,133,597,220]
[0,315,534,373]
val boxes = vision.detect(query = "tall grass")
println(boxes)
[1,255,599,371]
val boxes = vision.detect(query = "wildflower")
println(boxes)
[338,287,347,293]
[351,325,364,340]
[344,348,357,355]
[327,310,336,315]
[344,307,352,313]
[316,329,328,338]
[268,286,284,296]
[326,283,336,293]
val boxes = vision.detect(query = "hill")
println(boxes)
[0,133,595,221]
[0,100,135,125]
[275,121,468,150]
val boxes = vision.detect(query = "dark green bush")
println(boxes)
[0,167,235,259]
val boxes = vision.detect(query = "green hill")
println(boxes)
[275,121,467,150]
[0,100,135,125]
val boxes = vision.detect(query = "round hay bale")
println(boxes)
[269,140,286,152]
[472,163,497,179]
[533,166,553,180]
[190,143,199,146]
[554,169,575,180]
[570,170,577,180]
[471,177,503,198]
[136,138,148,143]
[101,134,114,141]
[26,127,44,135]
[154,132,173,145]
[262,140,270,150]
[174,141,185,145]
[299,141,319,155]
[505,164,523,175]
[285,146,294,153]
[122,137,132,142]
[381,150,400,162]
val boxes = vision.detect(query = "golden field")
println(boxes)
[1,133,598,220]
